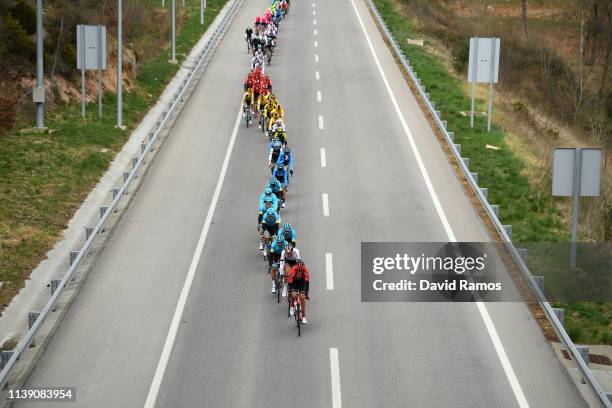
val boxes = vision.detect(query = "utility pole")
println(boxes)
[35,0,44,128]
[117,0,123,128]
[201,0,205,24]
[171,0,177,63]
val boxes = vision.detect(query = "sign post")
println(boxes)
[35,0,44,129]
[467,37,500,132]
[552,148,602,269]
[77,25,107,118]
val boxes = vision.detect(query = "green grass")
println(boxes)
[0,0,227,310]
[372,0,611,344]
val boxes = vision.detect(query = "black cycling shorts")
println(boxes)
[262,223,279,236]
[289,280,307,294]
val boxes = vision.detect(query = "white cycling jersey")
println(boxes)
[280,248,301,271]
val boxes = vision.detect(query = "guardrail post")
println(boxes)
[442,120,447,129]
[502,224,512,240]
[490,204,499,219]
[1,350,13,370]
[552,308,565,326]
[28,312,40,347]
[606,393,612,403]
[112,188,120,200]
[516,248,527,263]
[429,100,435,109]
[123,172,130,183]
[576,346,590,381]
[532,275,544,293]
[436,111,442,118]
[462,158,469,169]
[141,143,147,155]
[100,206,108,219]
[50,279,60,296]
[480,187,488,199]
[448,132,454,141]
[69,251,79,266]
[85,227,94,240]
[470,172,478,184]
[132,157,138,169]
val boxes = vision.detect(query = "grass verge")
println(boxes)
[0,0,227,314]
[372,0,611,344]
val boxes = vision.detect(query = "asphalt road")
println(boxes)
[19,0,586,407]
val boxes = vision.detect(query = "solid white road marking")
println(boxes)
[317,90,322,102]
[330,348,342,408]
[313,10,316,15]
[318,115,324,129]
[315,71,320,80]
[320,148,327,167]
[313,19,317,25]
[314,40,318,48]
[322,193,329,216]
[313,2,315,7]
[314,29,318,36]
[348,1,530,407]
[326,253,334,290]
[315,54,319,63]
[143,105,243,408]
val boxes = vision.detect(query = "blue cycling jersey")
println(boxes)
[279,226,296,242]
[262,209,280,225]
[276,151,294,173]
[273,164,288,186]
[271,237,288,254]
[259,192,279,212]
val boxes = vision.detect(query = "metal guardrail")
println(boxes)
[0,0,243,392]
[364,0,611,406]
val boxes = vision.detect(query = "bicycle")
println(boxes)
[246,36,251,53]
[288,289,304,336]
[243,104,252,128]
[272,264,284,303]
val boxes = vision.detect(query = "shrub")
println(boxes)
[8,0,36,35]
[452,40,469,74]
[2,13,35,62]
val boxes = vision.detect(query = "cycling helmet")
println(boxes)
[264,187,272,195]
[276,235,285,244]
[284,243,293,252]
[264,196,274,203]
[270,176,278,185]
[284,147,291,155]
[283,223,291,230]
[266,208,276,216]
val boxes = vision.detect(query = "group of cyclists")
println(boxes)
[245,0,288,68]
[243,0,311,328]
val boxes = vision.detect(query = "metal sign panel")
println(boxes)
[76,25,106,70]
[552,148,601,197]
[467,37,500,84]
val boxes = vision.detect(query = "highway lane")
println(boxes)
[152,0,585,408]
[19,0,587,407]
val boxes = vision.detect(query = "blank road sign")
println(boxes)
[552,148,601,197]
[467,38,500,84]
[77,25,107,70]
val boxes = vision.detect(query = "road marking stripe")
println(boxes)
[318,115,324,129]
[315,54,319,63]
[314,29,318,36]
[330,348,342,408]
[313,10,316,15]
[315,71,320,80]
[313,2,316,7]
[348,1,530,407]
[313,19,317,25]
[317,90,322,102]
[321,148,326,167]
[314,40,318,48]
[322,193,329,216]
[143,105,243,408]
[326,253,334,290]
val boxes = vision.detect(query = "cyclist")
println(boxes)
[272,163,288,199]
[269,234,288,272]
[270,262,281,294]
[279,243,300,297]
[277,146,294,178]
[242,89,253,115]
[268,139,283,168]
[260,207,280,252]
[251,50,264,70]
[268,176,284,208]
[289,259,310,323]
[259,186,279,215]
[245,26,253,50]
[279,222,296,246]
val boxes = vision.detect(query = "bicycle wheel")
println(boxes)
[296,304,301,336]
[277,280,281,303]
